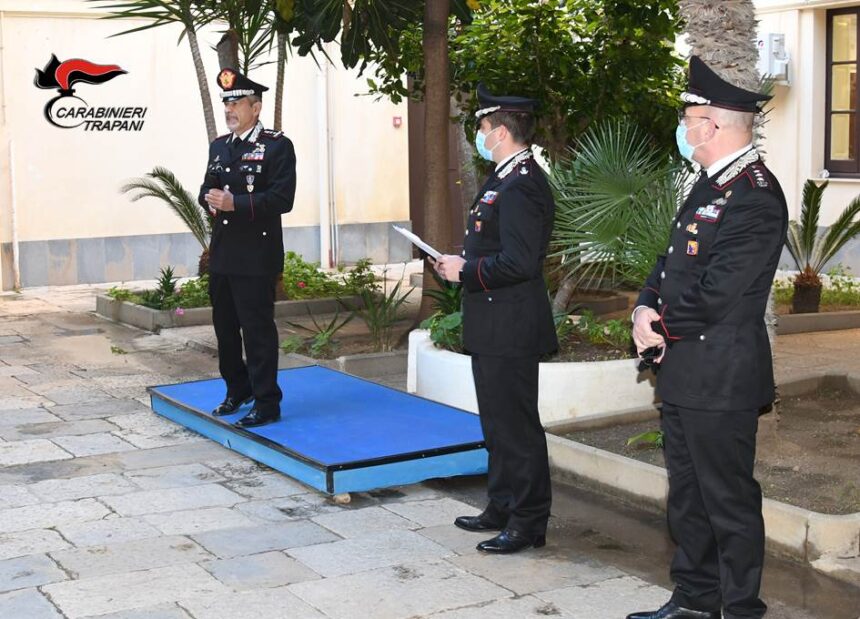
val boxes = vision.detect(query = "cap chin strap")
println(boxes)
[220,89,256,100]
[681,92,711,105]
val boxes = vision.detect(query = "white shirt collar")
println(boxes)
[495,148,530,172]
[706,144,754,179]
[232,126,255,142]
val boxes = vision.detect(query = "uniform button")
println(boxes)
[223,219,228,225]
[262,231,267,236]
[668,246,674,254]
[488,297,493,302]
[699,334,706,341]
[660,271,666,279]
[465,230,469,236]
[461,251,466,257]
[676,221,681,229]
[657,298,663,305]
[225,167,231,172]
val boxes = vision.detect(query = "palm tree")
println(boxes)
[90,0,218,144]
[786,180,860,313]
[122,167,211,276]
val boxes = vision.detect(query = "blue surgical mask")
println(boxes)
[475,127,500,161]
[675,120,709,163]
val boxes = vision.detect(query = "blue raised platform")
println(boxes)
[147,365,487,494]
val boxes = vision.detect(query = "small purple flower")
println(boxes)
[175,307,185,316]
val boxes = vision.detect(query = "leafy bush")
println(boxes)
[175,275,210,309]
[283,306,354,358]
[423,268,463,316]
[107,286,136,302]
[282,252,379,299]
[341,269,414,352]
[774,265,860,308]
[106,272,210,311]
[575,310,632,349]
[420,311,463,353]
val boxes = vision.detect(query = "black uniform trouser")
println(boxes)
[209,272,282,412]
[662,401,766,619]
[471,353,551,536]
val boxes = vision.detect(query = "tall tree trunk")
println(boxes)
[217,30,240,70]
[680,0,780,411]
[450,94,478,229]
[187,28,217,143]
[274,31,287,131]
[418,0,453,322]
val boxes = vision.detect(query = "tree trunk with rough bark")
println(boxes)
[217,31,240,70]
[418,0,453,322]
[451,94,479,229]
[187,28,217,144]
[274,31,287,131]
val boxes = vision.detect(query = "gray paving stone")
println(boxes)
[201,551,320,589]
[312,505,418,538]
[202,457,270,480]
[224,472,309,500]
[0,407,61,426]
[0,554,67,593]
[30,473,140,502]
[0,484,40,510]
[536,576,671,619]
[32,386,113,406]
[288,529,452,578]
[0,419,118,442]
[113,428,203,450]
[0,529,71,561]
[0,438,72,466]
[179,586,325,619]
[417,524,490,556]
[0,396,53,410]
[234,494,343,522]
[57,517,163,548]
[450,550,625,595]
[382,497,476,528]
[0,588,64,619]
[143,507,257,536]
[289,559,509,619]
[124,463,224,490]
[426,595,573,618]
[0,365,38,378]
[78,604,192,619]
[0,498,111,533]
[44,564,228,618]
[369,483,442,503]
[101,484,245,516]
[50,399,149,421]
[50,535,212,579]
[51,433,137,457]
[115,442,233,471]
[192,520,340,559]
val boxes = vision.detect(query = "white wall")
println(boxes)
[0,0,410,287]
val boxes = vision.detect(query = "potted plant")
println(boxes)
[785,179,860,313]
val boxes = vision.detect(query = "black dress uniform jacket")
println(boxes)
[198,122,297,275]
[636,149,788,411]
[461,149,558,358]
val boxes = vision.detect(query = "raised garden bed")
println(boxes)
[546,373,860,573]
[95,294,364,332]
[776,309,860,335]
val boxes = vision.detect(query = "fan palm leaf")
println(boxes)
[121,167,210,250]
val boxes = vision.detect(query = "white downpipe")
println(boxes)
[327,77,339,266]
[316,63,332,268]
[9,139,20,290]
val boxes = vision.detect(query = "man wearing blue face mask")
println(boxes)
[434,83,558,554]
[628,56,788,619]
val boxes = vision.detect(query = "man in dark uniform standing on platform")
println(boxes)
[199,68,297,428]
[435,83,558,554]
[627,57,788,619]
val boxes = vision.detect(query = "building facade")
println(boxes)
[0,0,412,290]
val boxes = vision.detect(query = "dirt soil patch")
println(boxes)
[563,386,860,515]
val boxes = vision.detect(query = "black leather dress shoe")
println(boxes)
[454,514,505,532]
[626,601,720,619]
[476,528,546,554]
[212,394,253,417]
[234,408,280,428]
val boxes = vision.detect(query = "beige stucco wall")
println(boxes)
[755,0,860,225]
[0,0,410,287]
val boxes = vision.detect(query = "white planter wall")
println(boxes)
[407,330,658,424]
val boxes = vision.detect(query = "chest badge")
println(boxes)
[694,204,722,222]
[686,240,699,256]
[246,174,255,193]
[474,220,482,232]
[686,223,699,235]
[480,190,498,204]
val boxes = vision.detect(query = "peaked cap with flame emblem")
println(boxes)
[217,68,268,102]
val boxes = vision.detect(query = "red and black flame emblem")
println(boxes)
[34,54,127,128]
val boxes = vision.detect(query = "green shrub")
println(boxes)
[575,310,632,349]
[420,311,463,353]
[175,275,210,309]
[283,252,379,299]
[773,265,860,308]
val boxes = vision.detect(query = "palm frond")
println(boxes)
[813,193,860,272]
[121,167,209,250]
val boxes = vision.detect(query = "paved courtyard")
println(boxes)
[0,283,857,618]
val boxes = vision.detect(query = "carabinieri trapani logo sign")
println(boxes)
[34,54,147,131]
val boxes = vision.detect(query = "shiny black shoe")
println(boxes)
[476,528,546,554]
[626,601,721,619]
[454,514,505,533]
[212,394,253,417]
[234,408,280,428]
